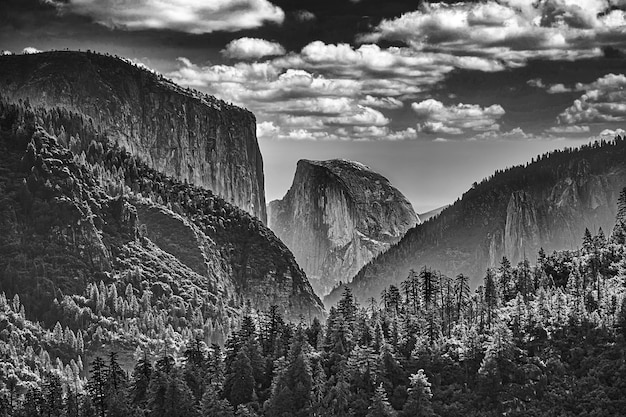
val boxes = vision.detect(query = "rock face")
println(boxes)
[269,159,419,296]
[0,51,266,223]
[325,139,626,306]
[0,90,323,328]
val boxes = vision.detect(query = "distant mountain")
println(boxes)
[0,51,266,223]
[419,205,448,222]
[269,159,419,297]
[325,137,626,305]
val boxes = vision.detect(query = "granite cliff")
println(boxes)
[269,159,419,297]
[0,51,266,223]
[0,89,323,350]
[325,138,626,306]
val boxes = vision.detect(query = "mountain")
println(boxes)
[0,51,266,223]
[325,137,626,305]
[268,159,419,297]
[0,86,323,352]
[419,205,448,222]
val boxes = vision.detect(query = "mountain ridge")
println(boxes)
[269,158,419,297]
[325,137,626,305]
[0,50,267,223]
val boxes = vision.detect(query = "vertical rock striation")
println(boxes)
[269,159,419,297]
[0,51,266,223]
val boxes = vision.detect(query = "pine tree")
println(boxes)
[484,269,498,328]
[131,351,153,408]
[366,383,397,417]
[400,369,434,417]
[267,328,313,417]
[200,385,234,417]
[454,273,470,321]
[87,357,108,417]
[41,373,63,417]
[223,349,255,407]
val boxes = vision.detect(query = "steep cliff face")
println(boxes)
[0,98,323,336]
[269,159,419,296]
[326,138,626,306]
[0,51,266,223]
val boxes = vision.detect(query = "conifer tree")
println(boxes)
[366,383,397,417]
[223,349,255,408]
[400,370,435,417]
[87,357,108,417]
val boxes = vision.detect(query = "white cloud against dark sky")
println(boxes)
[2,0,626,210]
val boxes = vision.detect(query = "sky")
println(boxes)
[2,1,626,213]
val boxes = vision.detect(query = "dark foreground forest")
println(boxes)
[2,188,626,416]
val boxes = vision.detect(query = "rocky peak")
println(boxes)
[0,51,266,223]
[269,158,419,297]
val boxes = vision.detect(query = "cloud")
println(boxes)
[546,83,575,94]
[557,73,626,124]
[2,50,14,55]
[257,121,280,138]
[545,125,590,133]
[411,99,505,135]
[45,0,285,34]
[293,10,316,22]
[358,95,404,109]
[22,47,42,54]
[469,127,532,142]
[222,38,286,60]
[362,1,626,66]
[527,78,546,88]
[599,128,626,138]
[528,78,577,93]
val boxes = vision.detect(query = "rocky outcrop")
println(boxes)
[326,138,626,306]
[269,159,419,296]
[0,98,323,328]
[0,51,266,223]
[504,191,542,263]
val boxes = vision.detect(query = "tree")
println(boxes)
[400,370,435,417]
[131,351,153,409]
[200,385,234,417]
[402,269,421,313]
[366,383,397,417]
[41,373,63,417]
[484,269,498,328]
[223,349,255,408]
[87,357,108,417]
[454,274,470,321]
[267,328,313,417]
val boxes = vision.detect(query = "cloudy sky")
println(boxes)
[3,0,626,212]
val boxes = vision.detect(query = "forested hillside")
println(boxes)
[0,96,324,414]
[327,136,626,306]
[2,178,626,415]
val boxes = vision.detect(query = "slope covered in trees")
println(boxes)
[0,97,323,373]
[327,136,626,305]
[2,193,626,416]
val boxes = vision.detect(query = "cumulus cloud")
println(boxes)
[45,0,285,34]
[358,95,404,109]
[545,125,590,133]
[411,99,505,135]
[529,79,577,93]
[22,47,42,54]
[222,38,286,60]
[257,121,280,138]
[469,127,532,142]
[362,0,626,66]
[557,73,626,124]
[599,128,626,138]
